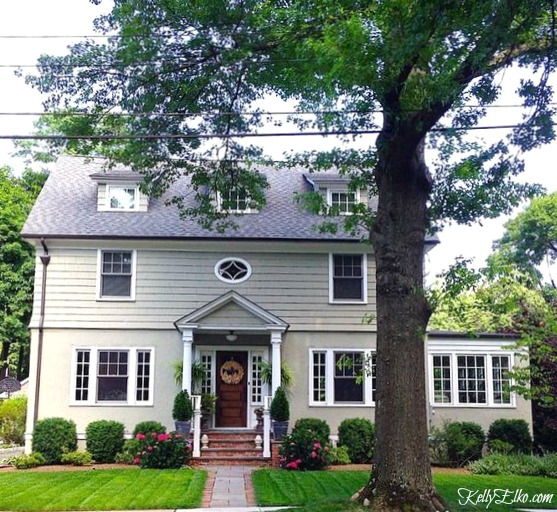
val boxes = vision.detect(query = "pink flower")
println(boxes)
[151,432,157,438]
[133,457,140,464]
[175,434,183,439]
[311,451,317,458]
[324,446,330,452]
[147,446,153,452]
[313,442,321,449]
[157,433,166,442]
[135,433,146,440]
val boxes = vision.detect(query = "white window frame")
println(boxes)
[96,249,137,301]
[106,184,139,211]
[70,346,155,406]
[329,253,368,304]
[214,257,253,284]
[309,348,375,407]
[327,187,359,215]
[428,352,515,408]
[215,188,256,214]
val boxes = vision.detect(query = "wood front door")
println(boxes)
[216,351,248,427]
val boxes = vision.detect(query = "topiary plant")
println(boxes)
[172,390,193,421]
[338,418,375,464]
[32,417,77,464]
[270,387,289,421]
[488,419,532,454]
[85,420,125,463]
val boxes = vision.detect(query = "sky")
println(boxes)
[1,0,556,283]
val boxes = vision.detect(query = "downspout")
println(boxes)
[33,238,50,425]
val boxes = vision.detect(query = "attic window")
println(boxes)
[107,185,138,211]
[214,258,252,284]
[216,187,255,213]
[327,189,358,214]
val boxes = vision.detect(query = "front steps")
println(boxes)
[192,429,271,467]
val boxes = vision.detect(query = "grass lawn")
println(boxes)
[253,469,557,512]
[0,468,207,511]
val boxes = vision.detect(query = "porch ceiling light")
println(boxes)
[226,330,238,342]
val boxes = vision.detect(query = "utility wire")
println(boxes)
[0,122,548,141]
[0,103,548,118]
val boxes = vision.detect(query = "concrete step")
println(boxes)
[192,455,271,467]
[201,447,263,457]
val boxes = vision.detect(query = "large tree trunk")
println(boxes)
[355,131,446,511]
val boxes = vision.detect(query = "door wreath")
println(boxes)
[220,360,244,385]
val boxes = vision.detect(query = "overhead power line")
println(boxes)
[0,103,547,119]
[0,122,548,141]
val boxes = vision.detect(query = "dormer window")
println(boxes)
[329,189,357,214]
[216,186,255,213]
[107,185,138,211]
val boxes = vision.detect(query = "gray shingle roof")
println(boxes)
[22,155,437,244]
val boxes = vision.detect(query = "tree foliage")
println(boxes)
[0,168,47,380]
[491,192,557,285]
[25,1,557,509]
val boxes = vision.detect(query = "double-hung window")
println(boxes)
[310,349,375,406]
[98,250,136,300]
[72,347,154,405]
[330,254,367,303]
[430,353,513,407]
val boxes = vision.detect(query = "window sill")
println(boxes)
[96,297,136,302]
[432,403,516,409]
[70,402,154,407]
[329,300,368,305]
[309,403,374,408]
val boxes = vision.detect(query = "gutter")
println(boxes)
[33,238,50,425]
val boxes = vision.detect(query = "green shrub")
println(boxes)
[61,450,93,466]
[293,418,330,444]
[488,419,532,454]
[329,445,351,465]
[0,396,27,445]
[270,387,289,421]
[429,425,451,466]
[488,439,515,454]
[338,418,375,464]
[445,421,484,466]
[133,432,192,469]
[85,420,124,463]
[132,421,166,437]
[279,427,333,470]
[115,438,141,465]
[12,452,46,469]
[32,417,77,464]
[470,453,551,477]
[172,390,193,421]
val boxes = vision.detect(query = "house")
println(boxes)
[21,155,531,457]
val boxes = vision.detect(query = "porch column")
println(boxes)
[181,329,193,392]
[270,329,282,394]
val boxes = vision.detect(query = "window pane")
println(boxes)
[109,187,136,210]
[492,356,511,404]
[457,355,487,404]
[332,255,363,300]
[102,275,132,297]
[312,352,326,402]
[75,350,90,401]
[334,352,364,403]
[97,350,128,401]
[100,251,133,298]
[136,350,151,402]
[432,354,452,404]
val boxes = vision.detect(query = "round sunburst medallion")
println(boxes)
[220,360,245,385]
